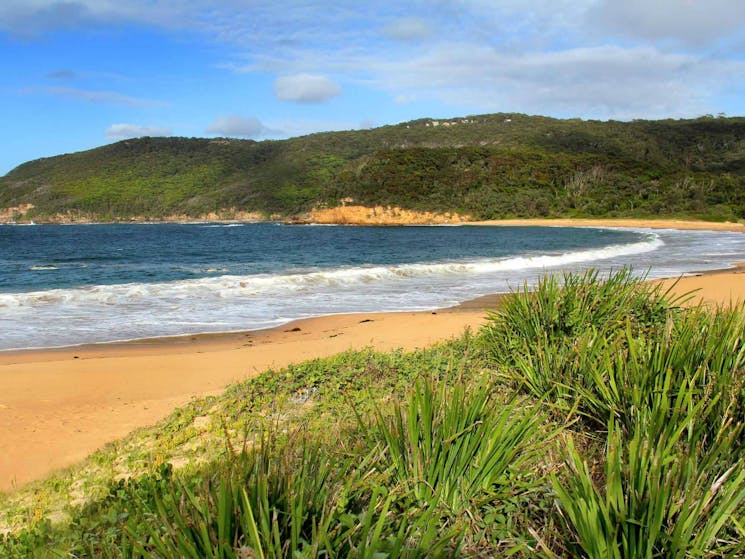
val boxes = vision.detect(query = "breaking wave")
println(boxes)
[1,235,661,309]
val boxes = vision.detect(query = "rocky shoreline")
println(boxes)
[3,203,745,231]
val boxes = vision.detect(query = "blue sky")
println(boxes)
[1,0,744,174]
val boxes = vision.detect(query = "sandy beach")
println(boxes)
[1,218,743,491]
[0,309,489,490]
[468,217,745,232]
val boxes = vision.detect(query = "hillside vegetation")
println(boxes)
[2,114,745,221]
[2,270,745,557]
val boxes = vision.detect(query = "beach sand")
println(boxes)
[656,263,745,307]
[0,309,489,491]
[468,217,745,232]
[1,218,743,491]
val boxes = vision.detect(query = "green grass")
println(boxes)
[2,269,745,557]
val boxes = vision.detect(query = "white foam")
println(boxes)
[201,223,245,228]
[4,228,745,351]
[0,235,662,310]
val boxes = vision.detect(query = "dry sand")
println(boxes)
[0,309,488,491]
[656,263,745,307]
[1,217,743,491]
[469,217,745,232]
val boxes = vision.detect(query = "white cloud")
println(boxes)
[6,1,744,49]
[44,86,166,107]
[206,115,275,138]
[394,93,417,104]
[587,0,745,45]
[4,1,745,121]
[47,69,77,80]
[46,69,129,81]
[0,0,195,36]
[274,73,341,103]
[368,43,745,119]
[383,17,431,41]
[105,123,171,140]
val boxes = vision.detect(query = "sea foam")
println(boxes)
[0,235,662,310]
[3,226,744,351]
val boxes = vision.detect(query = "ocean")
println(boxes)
[1,223,743,351]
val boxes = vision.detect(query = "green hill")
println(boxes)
[3,113,745,221]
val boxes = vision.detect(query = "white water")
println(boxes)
[1,228,743,350]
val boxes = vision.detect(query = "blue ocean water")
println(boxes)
[0,223,743,350]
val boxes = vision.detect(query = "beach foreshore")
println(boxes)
[3,210,745,232]
[0,309,490,491]
[467,217,745,232]
[1,219,744,492]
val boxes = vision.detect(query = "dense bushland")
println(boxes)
[2,114,745,221]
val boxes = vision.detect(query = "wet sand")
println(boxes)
[0,309,489,490]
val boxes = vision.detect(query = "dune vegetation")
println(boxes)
[2,114,745,222]
[2,269,745,557]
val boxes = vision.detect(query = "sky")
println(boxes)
[1,0,745,175]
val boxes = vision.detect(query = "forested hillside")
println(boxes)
[2,113,745,221]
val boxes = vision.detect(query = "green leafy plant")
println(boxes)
[482,268,683,419]
[555,409,745,558]
[366,375,551,531]
[6,270,745,559]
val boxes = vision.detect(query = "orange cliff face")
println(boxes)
[304,205,470,225]
[0,203,467,225]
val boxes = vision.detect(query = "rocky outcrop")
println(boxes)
[0,207,267,224]
[0,204,34,222]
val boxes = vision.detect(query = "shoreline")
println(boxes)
[1,219,744,492]
[0,306,492,491]
[0,293,507,360]
[466,217,745,232]
[1,260,739,362]
[2,215,745,232]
